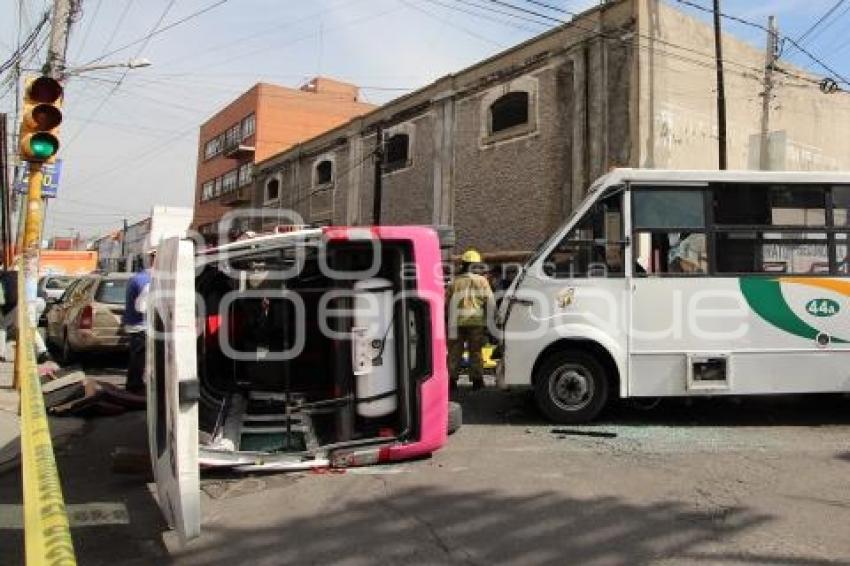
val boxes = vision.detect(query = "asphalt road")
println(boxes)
[2,366,850,565]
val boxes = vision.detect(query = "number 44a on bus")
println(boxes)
[806,298,840,317]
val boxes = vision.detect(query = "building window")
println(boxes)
[383,133,410,172]
[201,180,214,201]
[238,163,252,187]
[315,159,333,185]
[204,136,221,160]
[241,114,255,140]
[224,124,240,149]
[490,91,530,134]
[222,170,238,193]
[265,178,280,203]
[214,177,223,197]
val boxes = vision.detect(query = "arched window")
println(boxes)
[490,91,529,134]
[383,133,410,171]
[315,160,333,185]
[265,178,280,202]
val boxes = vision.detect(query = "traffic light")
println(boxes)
[19,75,63,163]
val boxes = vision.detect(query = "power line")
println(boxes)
[81,0,232,66]
[673,0,850,86]
[793,0,847,47]
[812,2,850,48]
[97,0,135,59]
[455,0,553,29]
[64,0,177,150]
[401,0,509,48]
[72,0,103,60]
[481,0,563,24]
[0,10,50,76]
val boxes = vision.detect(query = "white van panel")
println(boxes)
[147,237,200,543]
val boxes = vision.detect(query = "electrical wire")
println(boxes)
[0,10,50,76]
[72,0,104,61]
[64,0,177,150]
[453,0,553,29]
[97,0,135,59]
[672,0,850,86]
[81,0,232,66]
[793,0,847,47]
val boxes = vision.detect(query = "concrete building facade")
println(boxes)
[252,0,850,254]
[192,78,375,241]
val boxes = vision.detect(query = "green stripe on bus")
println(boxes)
[740,278,847,344]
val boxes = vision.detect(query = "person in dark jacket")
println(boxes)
[121,251,154,394]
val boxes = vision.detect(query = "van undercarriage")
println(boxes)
[187,238,425,470]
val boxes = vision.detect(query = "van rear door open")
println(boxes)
[146,236,201,542]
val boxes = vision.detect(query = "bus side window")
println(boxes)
[833,187,849,275]
[634,232,708,275]
[837,234,848,275]
[632,189,708,276]
[544,192,624,278]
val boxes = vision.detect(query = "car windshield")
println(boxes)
[46,276,74,290]
[95,279,128,305]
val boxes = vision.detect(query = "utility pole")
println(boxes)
[712,0,728,170]
[43,0,82,79]
[0,115,8,265]
[0,114,10,267]
[121,217,127,255]
[372,125,384,225]
[759,16,778,171]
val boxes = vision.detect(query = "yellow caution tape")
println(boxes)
[16,259,76,565]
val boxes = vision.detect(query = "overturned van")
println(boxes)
[146,226,450,540]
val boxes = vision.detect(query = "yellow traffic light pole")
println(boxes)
[22,163,43,253]
[10,165,42,390]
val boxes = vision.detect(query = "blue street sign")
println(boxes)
[15,160,62,198]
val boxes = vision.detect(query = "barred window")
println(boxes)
[201,180,214,201]
[238,163,252,187]
[204,137,221,160]
[241,113,255,140]
[222,170,238,193]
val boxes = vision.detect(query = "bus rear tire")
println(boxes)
[534,350,608,424]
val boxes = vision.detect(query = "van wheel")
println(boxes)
[447,402,462,435]
[534,350,608,424]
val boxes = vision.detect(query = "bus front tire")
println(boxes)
[534,350,608,424]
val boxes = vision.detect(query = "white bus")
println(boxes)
[497,169,850,423]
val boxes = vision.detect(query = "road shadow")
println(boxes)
[0,411,169,565]
[168,484,840,565]
[456,387,850,428]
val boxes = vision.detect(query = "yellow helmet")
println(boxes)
[461,249,482,263]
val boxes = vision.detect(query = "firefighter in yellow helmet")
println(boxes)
[447,248,495,391]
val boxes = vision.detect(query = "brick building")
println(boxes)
[192,78,375,241]
[252,0,850,254]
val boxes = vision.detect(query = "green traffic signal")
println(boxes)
[19,75,63,163]
[28,133,58,160]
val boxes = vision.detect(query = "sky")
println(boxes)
[2,0,850,240]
